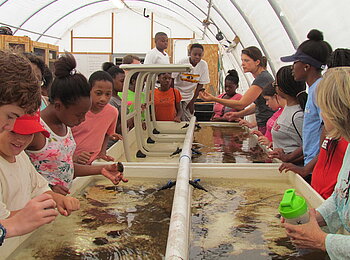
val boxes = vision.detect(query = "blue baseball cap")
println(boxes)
[281,50,326,69]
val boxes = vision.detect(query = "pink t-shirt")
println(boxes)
[212,93,242,119]
[265,107,283,142]
[72,104,118,164]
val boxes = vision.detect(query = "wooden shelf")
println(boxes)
[1,35,31,53]
[0,35,59,68]
[32,41,48,64]
[48,44,59,71]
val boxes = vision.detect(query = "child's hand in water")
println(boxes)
[55,195,80,216]
[101,163,129,185]
[46,191,80,216]
[74,151,93,165]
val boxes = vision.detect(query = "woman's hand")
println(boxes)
[283,209,327,251]
[199,91,215,101]
[223,112,240,122]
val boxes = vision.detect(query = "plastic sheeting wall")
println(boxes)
[1,0,350,90]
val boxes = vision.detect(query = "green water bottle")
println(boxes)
[279,189,309,225]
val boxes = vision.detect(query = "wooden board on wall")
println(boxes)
[0,35,59,67]
[0,35,4,50]
[202,44,219,96]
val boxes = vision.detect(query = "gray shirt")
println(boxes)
[272,105,304,153]
[252,70,275,127]
[109,95,122,112]
[108,95,122,144]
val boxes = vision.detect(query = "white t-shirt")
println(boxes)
[172,58,210,101]
[0,152,50,219]
[144,48,170,64]
[272,104,304,153]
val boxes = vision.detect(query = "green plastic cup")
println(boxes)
[279,189,309,225]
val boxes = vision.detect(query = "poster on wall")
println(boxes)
[73,54,110,78]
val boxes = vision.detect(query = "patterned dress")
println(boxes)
[26,119,76,188]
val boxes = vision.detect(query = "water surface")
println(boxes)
[190,178,328,259]
[192,125,272,163]
[9,178,174,260]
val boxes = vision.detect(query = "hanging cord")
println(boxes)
[124,3,172,37]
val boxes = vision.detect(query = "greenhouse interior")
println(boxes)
[1,0,350,259]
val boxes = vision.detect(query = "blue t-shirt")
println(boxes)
[302,78,323,165]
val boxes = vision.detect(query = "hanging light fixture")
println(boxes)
[110,0,125,9]
[215,31,224,41]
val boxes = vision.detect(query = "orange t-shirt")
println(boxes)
[154,88,182,121]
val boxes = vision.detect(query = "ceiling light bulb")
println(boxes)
[110,0,124,9]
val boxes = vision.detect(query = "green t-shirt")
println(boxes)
[118,89,145,120]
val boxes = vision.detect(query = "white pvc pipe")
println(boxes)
[120,64,191,160]
[165,116,196,260]
[120,69,138,161]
